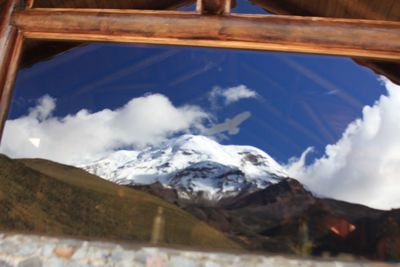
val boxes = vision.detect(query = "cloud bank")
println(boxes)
[0,94,207,164]
[286,79,400,210]
[209,85,258,106]
[2,80,399,210]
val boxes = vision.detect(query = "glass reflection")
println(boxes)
[0,39,399,262]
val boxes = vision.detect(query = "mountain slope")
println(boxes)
[133,178,400,260]
[80,135,288,202]
[0,154,239,250]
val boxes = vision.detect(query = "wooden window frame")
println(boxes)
[1,0,400,142]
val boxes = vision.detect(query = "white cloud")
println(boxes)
[28,94,55,121]
[285,79,400,210]
[209,85,258,106]
[0,94,208,164]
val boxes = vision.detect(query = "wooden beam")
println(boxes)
[197,0,232,15]
[0,0,24,143]
[0,0,19,99]
[196,0,203,13]
[223,0,232,14]
[0,31,23,143]
[11,8,400,60]
[26,0,34,9]
[0,0,18,76]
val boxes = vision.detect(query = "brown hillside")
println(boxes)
[0,154,239,250]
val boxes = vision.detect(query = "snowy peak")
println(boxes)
[79,135,288,201]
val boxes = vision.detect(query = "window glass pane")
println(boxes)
[1,39,399,262]
[231,1,267,14]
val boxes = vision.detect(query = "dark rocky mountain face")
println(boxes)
[131,178,400,261]
[80,134,400,259]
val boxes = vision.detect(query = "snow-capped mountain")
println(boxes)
[79,135,289,201]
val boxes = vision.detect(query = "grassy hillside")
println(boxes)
[0,154,239,250]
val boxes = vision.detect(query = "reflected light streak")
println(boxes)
[300,100,336,143]
[168,62,218,88]
[69,49,179,98]
[257,99,325,145]
[19,44,101,81]
[277,55,363,110]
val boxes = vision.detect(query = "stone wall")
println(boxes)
[0,233,398,267]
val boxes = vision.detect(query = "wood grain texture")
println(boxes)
[11,8,400,60]
[0,0,19,98]
[0,27,17,88]
[0,30,23,143]
[0,0,18,69]
[0,0,24,143]
[251,0,400,21]
[32,0,195,10]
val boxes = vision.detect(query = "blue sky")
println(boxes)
[9,42,385,163]
[6,0,386,164]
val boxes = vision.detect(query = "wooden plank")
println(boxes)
[11,8,400,60]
